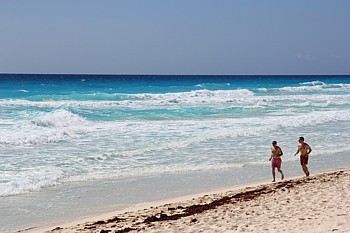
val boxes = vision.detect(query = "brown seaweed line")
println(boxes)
[143,171,346,224]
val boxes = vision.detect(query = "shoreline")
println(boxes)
[23,180,270,232]
[23,167,350,233]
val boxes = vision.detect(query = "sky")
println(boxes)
[0,0,349,75]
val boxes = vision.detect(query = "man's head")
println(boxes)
[272,141,277,145]
[299,137,304,143]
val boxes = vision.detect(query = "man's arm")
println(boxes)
[278,147,283,156]
[307,144,312,155]
[294,146,300,156]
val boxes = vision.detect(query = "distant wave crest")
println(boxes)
[258,81,350,93]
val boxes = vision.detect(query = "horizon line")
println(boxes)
[0,73,349,76]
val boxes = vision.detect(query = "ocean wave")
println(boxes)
[0,109,89,148]
[31,109,87,128]
[81,109,350,159]
[0,89,258,110]
[258,81,350,93]
[0,127,70,148]
[2,109,350,195]
[1,93,350,123]
[0,89,255,104]
[300,80,326,86]
[1,91,349,110]
[0,167,63,196]
[131,89,255,103]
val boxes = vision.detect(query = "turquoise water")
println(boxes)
[1,74,350,231]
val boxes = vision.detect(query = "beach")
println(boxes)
[26,168,350,233]
[2,0,350,230]
[2,75,350,232]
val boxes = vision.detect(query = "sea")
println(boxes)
[1,74,350,232]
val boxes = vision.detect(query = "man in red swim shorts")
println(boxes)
[269,141,284,182]
[294,137,312,176]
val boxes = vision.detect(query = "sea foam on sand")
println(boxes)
[25,169,350,233]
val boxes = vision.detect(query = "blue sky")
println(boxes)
[0,0,349,75]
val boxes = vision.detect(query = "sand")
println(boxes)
[23,169,350,233]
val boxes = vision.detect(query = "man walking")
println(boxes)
[294,137,312,176]
[269,141,284,182]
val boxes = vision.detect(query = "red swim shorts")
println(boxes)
[300,155,309,165]
[272,157,282,169]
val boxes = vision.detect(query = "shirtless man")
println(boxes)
[269,141,284,182]
[294,137,312,176]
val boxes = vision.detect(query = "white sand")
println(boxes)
[24,169,350,233]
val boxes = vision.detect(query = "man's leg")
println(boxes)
[272,166,276,182]
[302,165,310,176]
[278,168,284,180]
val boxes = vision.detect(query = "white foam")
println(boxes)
[75,109,350,162]
[0,167,63,196]
[0,109,89,148]
[131,89,255,104]
[279,86,324,92]
[0,119,16,125]
[258,82,350,93]
[300,80,326,86]
[1,92,349,111]
[0,89,255,108]
[1,109,349,195]
[31,109,87,128]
